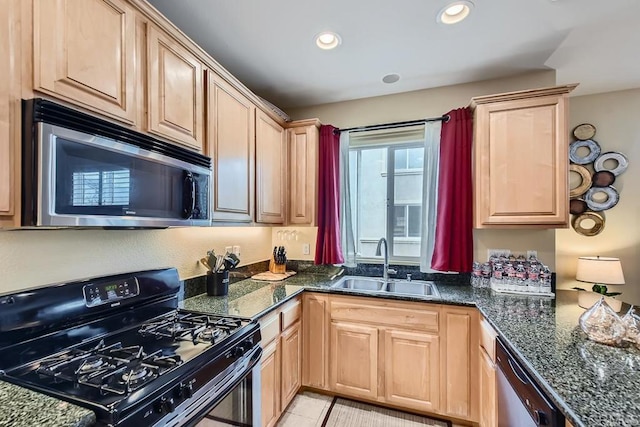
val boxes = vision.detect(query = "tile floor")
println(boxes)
[276,392,466,427]
[277,391,334,427]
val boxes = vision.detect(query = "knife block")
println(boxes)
[269,257,286,274]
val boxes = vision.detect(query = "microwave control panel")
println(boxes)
[83,277,140,307]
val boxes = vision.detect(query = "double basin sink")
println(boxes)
[331,275,440,299]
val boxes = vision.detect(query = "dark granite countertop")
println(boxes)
[182,273,640,427]
[0,381,95,427]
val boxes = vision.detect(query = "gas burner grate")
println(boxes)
[36,340,182,395]
[138,312,244,344]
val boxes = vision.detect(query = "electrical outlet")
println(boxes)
[224,246,232,254]
[487,248,511,259]
[232,246,241,256]
[527,250,538,260]
[302,243,310,255]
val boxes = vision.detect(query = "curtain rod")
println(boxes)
[333,115,450,135]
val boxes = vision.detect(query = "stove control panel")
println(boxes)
[82,277,140,307]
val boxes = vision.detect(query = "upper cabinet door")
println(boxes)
[256,110,286,224]
[0,1,20,226]
[34,0,137,124]
[472,85,576,228]
[287,123,319,225]
[147,26,204,151]
[207,71,255,222]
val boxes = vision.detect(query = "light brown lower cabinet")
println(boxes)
[329,321,379,400]
[442,306,479,420]
[323,295,479,423]
[260,339,280,427]
[259,297,301,426]
[280,321,301,410]
[383,329,440,412]
[302,293,329,389]
[479,348,497,427]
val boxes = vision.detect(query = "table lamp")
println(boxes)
[576,256,625,311]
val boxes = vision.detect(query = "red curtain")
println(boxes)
[431,108,473,272]
[315,125,344,265]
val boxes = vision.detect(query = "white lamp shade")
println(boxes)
[576,256,625,285]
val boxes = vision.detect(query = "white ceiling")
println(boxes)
[148,0,640,109]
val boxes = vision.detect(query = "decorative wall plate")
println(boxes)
[571,211,605,236]
[594,151,628,176]
[569,164,592,198]
[591,170,616,187]
[569,139,601,165]
[569,198,588,215]
[584,186,619,212]
[573,123,597,140]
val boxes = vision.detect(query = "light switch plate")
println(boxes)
[232,246,241,256]
[302,243,310,255]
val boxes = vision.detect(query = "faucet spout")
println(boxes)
[376,237,390,281]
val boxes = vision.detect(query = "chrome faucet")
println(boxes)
[375,237,397,281]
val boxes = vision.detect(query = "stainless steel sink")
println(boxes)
[331,277,386,292]
[331,276,440,299]
[386,281,440,297]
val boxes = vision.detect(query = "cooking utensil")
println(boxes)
[200,257,212,272]
[207,250,217,270]
[224,253,240,271]
[215,254,224,272]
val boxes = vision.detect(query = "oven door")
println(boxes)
[195,367,258,427]
[166,346,261,427]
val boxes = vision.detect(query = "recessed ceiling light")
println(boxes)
[315,31,341,50]
[437,1,474,24]
[382,74,400,84]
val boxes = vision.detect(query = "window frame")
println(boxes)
[349,140,424,265]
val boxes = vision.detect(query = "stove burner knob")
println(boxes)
[155,396,176,414]
[179,383,194,398]
[164,397,176,413]
[233,339,254,357]
[154,397,166,414]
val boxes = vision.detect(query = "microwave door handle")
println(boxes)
[182,171,196,219]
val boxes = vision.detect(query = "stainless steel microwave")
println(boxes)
[22,99,211,228]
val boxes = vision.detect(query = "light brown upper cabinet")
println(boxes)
[256,110,286,224]
[147,25,204,151]
[33,0,137,125]
[471,85,577,228]
[0,0,21,227]
[207,71,256,222]
[286,120,319,225]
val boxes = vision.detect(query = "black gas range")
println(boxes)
[0,268,262,426]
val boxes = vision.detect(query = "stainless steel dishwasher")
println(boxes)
[496,338,564,427]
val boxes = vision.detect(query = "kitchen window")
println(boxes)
[348,129,425,262]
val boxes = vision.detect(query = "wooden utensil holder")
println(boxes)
[269,257,286,274]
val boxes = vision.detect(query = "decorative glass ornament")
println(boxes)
[578,296,626,346]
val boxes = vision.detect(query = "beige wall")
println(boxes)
[271,227,317,261]
[288,70,559,269]
[556,88,640,305]
[0,227,272,294]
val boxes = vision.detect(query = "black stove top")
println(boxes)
[0,268,261,426]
